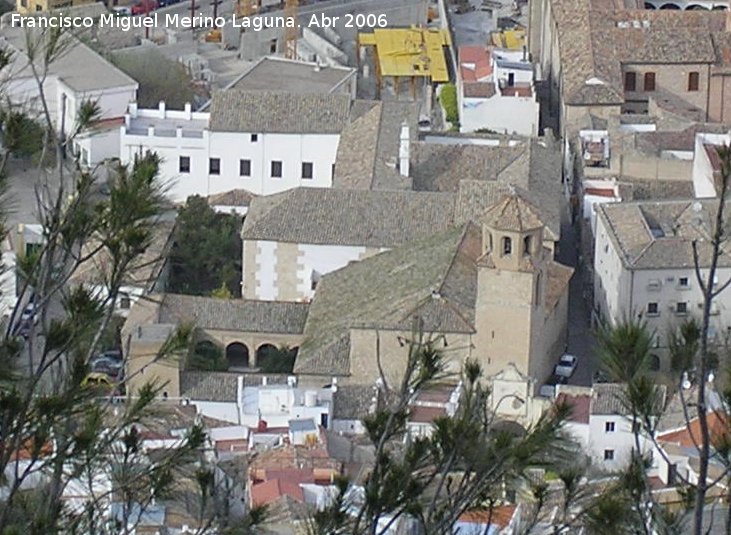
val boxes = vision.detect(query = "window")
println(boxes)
[605,421,615,432]
[688,71,699,92]
[604,449,615,461]
[269,39,277,53]
[239,159,251,177]
[644,72,656,92]
[647,302,659,316]
[119,294,131,310]
[302,162,314,180]
[251,134,258,142]
[624,72,637,92]
[523,235,532,256]
[209,158,220,175]
[679,277,689,288]
[676,302,688,315]
[35,4,42,9]
[271,161,282,178]
[179,156,190,173]
[502,237,512,256]
[647,279,661,291]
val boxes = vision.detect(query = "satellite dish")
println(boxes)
[682,379,692,390]
[693,202,702,213]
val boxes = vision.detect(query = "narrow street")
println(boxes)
[558,217,597,387]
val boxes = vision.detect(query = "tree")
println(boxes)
[168,195,242,297]
[0,27,261,534]
[307,324,577,535]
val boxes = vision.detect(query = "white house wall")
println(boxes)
[460,96,539,136]
[593,214,632,325]
[255,241,278,301]
[588,414,640,471]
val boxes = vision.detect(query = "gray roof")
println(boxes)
[598,200,731,270]
[180,371,289,402]
[0,27,138,93]
[332,384,377,420]
[230,56,355,95]
[288,419,317,432]
[208,90,352,134]
[159,294,309,334]
[590,383,630,415]
[295,224,482,376]
[242,188,456,247]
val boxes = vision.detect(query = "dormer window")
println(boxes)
[502,237,512,256]
[523,235,532,256]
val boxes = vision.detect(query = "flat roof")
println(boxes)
[230,56,355,94]
[358,27,451,82]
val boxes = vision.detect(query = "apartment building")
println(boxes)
[594,199,731,366]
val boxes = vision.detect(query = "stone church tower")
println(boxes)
[473,193,564,382]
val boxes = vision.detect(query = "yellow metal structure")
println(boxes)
[490,28,526,50]
[357,27,452,83]
[236,0,255,18]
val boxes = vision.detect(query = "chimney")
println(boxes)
[158,101,166,119]
[184,102,192,120]
[399,121,410,177]
[129,102,138,118]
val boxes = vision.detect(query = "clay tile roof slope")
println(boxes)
[459,45,492,82]
[209,90,352,134]
[480,193,544,231]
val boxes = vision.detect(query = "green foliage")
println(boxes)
[187,340,228,372]
[0,111,45,158]
[439,83,459,126]
[210,282,232,299]
[111,49,195,109]
[596,317,654,382]
[257,345,296,374]
[669,319,700,375]
[168,195,242,297]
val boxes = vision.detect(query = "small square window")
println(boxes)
[251,134,258,142]
[179,156,190,173]
[647,302,659,316]
[209,158,220,175]
[644,72,656,92]
[624,72,636,92]
[119,294,131,310]
[679,277,689,288]
[302,162,313,179]
[240,159,251,177]
[271,161,282,178]
[605,422,615,433]
[604,449,614,461]
[676,302,688,315]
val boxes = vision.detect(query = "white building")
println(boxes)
[559,384,658,472]
[457,46,539,136]
[120,90,357,202]
[0,27,138,166]
[594,199,731,368]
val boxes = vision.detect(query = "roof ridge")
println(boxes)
[435,223,474,298]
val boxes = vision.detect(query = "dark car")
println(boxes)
[158,0,181,7]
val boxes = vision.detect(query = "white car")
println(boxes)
[554,354,578,378]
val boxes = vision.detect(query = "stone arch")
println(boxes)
[649,354,661,372]
[195,340,217,355]
[712,4,728,9]
[493,419,527,438]
[226,342,250,369]
[256,343,278,368]
[659,3,681,8]
[685,4,707,9]
[644,2,656,7]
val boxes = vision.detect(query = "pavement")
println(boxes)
[557,216,598,387]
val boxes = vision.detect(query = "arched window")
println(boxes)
[502,236,512,256]
[649,354,661,371]
[523,235,532,256]
[226,342,250,368]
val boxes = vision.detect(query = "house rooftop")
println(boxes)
[459,45,492,82]
[0,27,138,94]
[331,384,377,420]
[208,90,352,134]
[229,56,356,95]
[158,293,309,334]
[180,371,290,402]
[242,187,456,248]
[598,199,731,270]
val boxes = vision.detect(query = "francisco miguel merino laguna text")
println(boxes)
[10,13,296,31]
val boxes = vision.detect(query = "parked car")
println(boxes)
[131,0,158,16]
[554,354,578,378]
[158,0,181,7]
[113,6,131,15]
[539,374,567,398]
[91,356,124,377]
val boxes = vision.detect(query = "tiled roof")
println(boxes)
[409,406,447,424]
[598,200,731,270]
[295,224,482,376]
[332,384,376,420]
[590,383,630,416]
[229,56,355,94]
[658,411,726,450]
[557,393,591,424]
[241,188,456,247]
[463,82,496,98]
[159,294,309,334]
[459,46,492,82]
[180,371,289,402]
[207,189,256,207]
[251,478,304,506]
[208,90,352,134]
[332,102,383,189]
[479,192,544,232]
[551,0,726,106]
